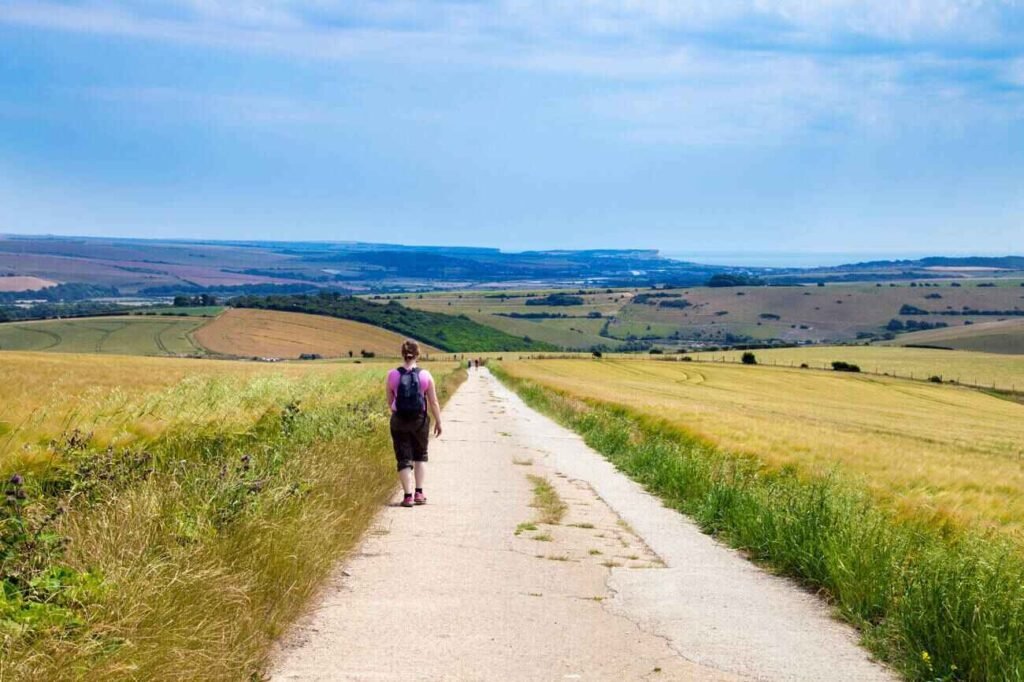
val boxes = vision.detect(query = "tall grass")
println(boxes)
[493,366,1024,682]
[1,365,464,680]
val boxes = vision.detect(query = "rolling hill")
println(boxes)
[229,293,556,352]
[881,317,1024,354]
[194,308,439,359]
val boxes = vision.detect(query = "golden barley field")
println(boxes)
[0,351,392,469]
[688,345,1024,391]
[500,358,1024,536]
[193,308,440,359]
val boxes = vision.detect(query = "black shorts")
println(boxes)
[390,412,430,471]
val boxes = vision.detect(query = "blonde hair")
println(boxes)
[401,339,420,361]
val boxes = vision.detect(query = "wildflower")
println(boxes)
[9,473,23,486]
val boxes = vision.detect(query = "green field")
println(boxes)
[391,289,630,349]
[0,316,207,356]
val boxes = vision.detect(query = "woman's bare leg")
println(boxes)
[413,462,426,489]
[398,468,414,495]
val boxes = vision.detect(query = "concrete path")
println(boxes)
[270,369,894,681]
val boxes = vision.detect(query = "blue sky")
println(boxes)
[0,1,1021,256]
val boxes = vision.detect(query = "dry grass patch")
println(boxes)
[527,474,568,525]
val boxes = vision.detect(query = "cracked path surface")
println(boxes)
[270,369,893,681]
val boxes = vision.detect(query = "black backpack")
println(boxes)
[395,367,426,416]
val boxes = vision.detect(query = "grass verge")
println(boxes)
[527,475,567,525]
[493,365,1024,682]
[1,365,465,681]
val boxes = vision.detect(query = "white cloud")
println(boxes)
[3,1,1021,57]
[2,1,1021,144]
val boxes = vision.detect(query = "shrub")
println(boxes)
[707,274,764,288]
[591,350,603,358]
[831,361,861,372]
[741,352,757,365]
[928,376,943,383]
[360,350,375,358]
[900,304,929,315]
[524,293,584,306]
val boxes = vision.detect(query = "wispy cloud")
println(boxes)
[2,1,1022,145]
[4,1,1022,62]
[82,86,341,127]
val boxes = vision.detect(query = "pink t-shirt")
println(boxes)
[386,367,434,413]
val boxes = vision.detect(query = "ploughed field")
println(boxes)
[499,358,1024,536]
[0,350,461,680]
[193,308,440,359]
[0,275,59,292]
[689,345,1024,392]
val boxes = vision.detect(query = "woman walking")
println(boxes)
[387,340,442,507]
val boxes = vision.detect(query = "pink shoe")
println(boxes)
[414,491,427,505]
[400,494,414,508]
